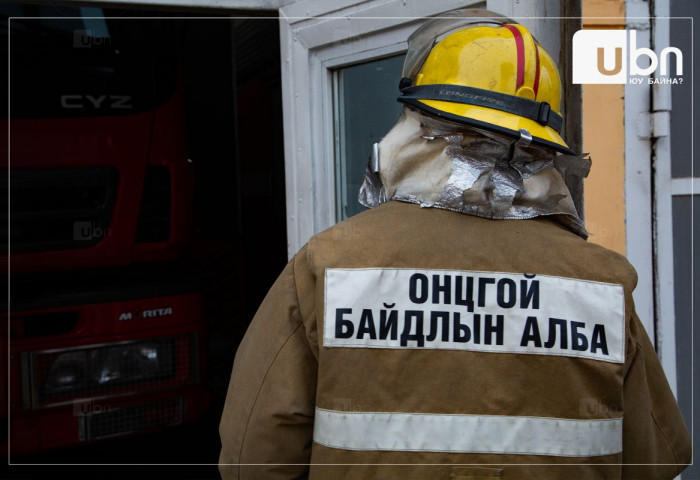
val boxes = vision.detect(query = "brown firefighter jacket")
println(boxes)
[219,200,691,480]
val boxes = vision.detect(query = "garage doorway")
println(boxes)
[3,4,287,476]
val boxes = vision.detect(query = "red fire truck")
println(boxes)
[2,10,209,455]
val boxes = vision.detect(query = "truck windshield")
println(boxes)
[2,6,179,118]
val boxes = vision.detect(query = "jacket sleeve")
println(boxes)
[622,311,692,479]
[219,254,318,480]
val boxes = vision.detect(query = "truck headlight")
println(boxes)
[90,341,164,386]
[43,351,86,394]
[31,336,185,405]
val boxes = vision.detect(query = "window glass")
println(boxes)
[335,54,405,220]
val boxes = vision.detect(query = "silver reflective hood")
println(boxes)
[358,108,590,239]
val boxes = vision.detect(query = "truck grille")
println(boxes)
[78,397,184,441]
[2,167,118,253]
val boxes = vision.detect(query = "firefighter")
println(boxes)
[219,10,690,479]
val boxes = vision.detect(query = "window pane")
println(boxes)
[335,54,405,221]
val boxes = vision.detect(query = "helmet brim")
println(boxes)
[400,98,574,155]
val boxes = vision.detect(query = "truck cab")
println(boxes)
[2,8,209,455]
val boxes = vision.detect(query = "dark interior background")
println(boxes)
[2,3,288,479]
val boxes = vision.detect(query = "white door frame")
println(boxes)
[650,0,698,397]
[624,0,658,352]
[650,0,678,396]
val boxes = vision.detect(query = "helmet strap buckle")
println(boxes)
[537,102,551,125]
[399,77,414,90]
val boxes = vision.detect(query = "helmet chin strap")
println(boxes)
[516,128,533,148]
[370,142,380,174]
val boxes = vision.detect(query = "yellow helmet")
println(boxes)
[398,10,572,154]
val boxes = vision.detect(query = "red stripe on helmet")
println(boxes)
[533,45,541,97]
[502,24,525,90]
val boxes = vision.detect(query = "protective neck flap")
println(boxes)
[358,108,591,239]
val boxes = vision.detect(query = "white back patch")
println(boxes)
[323,268,625,363]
